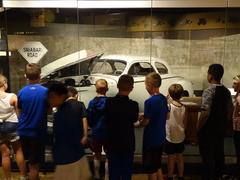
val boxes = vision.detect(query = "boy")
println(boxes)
[105,75,139,180]
[48,82,91,180]
[197,64,233,180]
[165,84,186,180]
[140,72,169,180]
[17,63,48,180]
[86,79,108,180]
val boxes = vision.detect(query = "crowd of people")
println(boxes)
[0,63,239,180]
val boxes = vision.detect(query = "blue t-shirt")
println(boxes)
[143,94,169,147]
[17,84,48,138]
[86,96,107,141]
[53,99,85,165]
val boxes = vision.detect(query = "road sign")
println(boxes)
[18,41,48,64]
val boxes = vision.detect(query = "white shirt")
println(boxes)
[0,93,18,123]
[166,102,186,143]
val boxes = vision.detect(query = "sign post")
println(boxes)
[18,41,48,63]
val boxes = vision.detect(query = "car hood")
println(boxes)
[41,49,101,78]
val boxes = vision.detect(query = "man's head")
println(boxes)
[25,63,41,81]
[233,75,240,93]
[95,79,108,95]
[67,86,78,99]
[207,64,224,83]
[0,74,7,90]
[168,84,184,101]
[117,74,134,93]
[145,72,162,95]
[48,82,68,107]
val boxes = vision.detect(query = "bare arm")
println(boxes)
[81,117,88,145]
[10,94,20,117]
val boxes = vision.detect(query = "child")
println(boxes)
[165,84,186,180]
[0,74,27,180]
[197,64,232,179]
[86,79,109,180]
[17,63,48,180]
[48,82,91,180]
[105,74,139,180]
[140,72,169,180]
[232,75,240,178]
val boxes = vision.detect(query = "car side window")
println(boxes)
[128,62,155,76]
[155,62,168,74]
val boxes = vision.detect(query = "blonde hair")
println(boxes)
[145,72,162,88]
[25,63,41,80]
[95,79,108,94]
[0,74,7,87]
[233,75,240,82]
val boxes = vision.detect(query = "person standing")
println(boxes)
[197,64,233,180]
[165,84,186,180]
[232,75,240,179]
[140,72,169,180]
[0,74,27,180]
[17,63,48,180]
[105,75,139,180]
[86,79,109,180]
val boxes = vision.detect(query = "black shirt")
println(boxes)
[105,95,139,152]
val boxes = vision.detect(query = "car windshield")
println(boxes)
[89,59,126,76]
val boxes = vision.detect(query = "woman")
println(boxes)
[232,75,240,178]
[0,74,26,180]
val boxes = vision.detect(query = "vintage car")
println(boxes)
[41,50,194,111]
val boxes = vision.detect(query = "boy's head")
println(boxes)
[95,79,108,95]
[207,64,224,83]
[48,82,68,107]
[25,63,41,81]
[117,74,134,92]
[233,75,240,92]
[0,74,7,90]
[145,72,162,94]
[168,84,184,101]
[67,86,78,99]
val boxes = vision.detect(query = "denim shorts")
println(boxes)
[0,122,19,144]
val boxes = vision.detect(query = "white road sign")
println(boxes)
[18,42,48,64]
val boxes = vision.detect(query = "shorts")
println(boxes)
[143,145,163,174]
[54,156,92,180]
[20,137,45,165]
[0,122,19,144]
[90,139,105,154]
[164,140,185,154]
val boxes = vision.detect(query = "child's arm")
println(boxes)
[183,107,188,129]
[10,94,20,117]
[81,117,88,145]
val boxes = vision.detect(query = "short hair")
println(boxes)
[25,63,41,81]
[117,74,134,91]
[47,82,68,96]
[0,74,7,87]
[67,86,78,97]
[146,72,162,88]
[168,84,184,100]
[95,79,108,94]
[208,64,224,81]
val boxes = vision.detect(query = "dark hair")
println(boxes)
[117,74,134,91]
[25,63,41,80]
[47,82,68,96]
[67,86,78,97]
[168,84,184,100]
[208,64,224,81]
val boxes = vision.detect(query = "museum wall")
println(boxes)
[2,8,240,94]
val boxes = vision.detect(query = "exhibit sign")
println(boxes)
[18,41,48,63]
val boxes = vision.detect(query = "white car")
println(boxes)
[41,50,194,111]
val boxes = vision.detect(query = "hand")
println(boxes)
[81,136,88,145]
